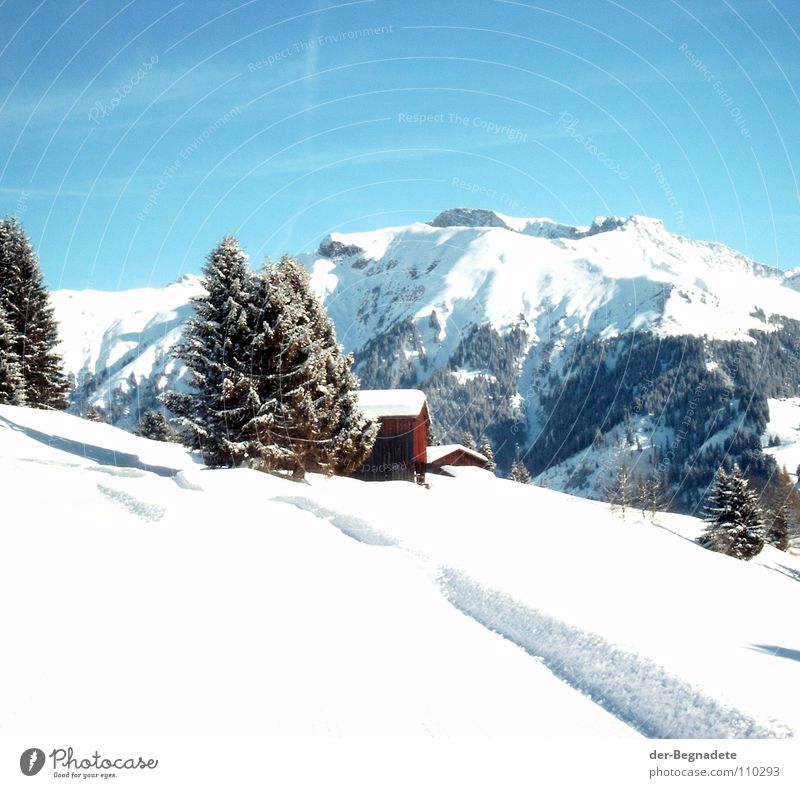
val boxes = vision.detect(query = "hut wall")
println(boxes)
[353,416,418,482]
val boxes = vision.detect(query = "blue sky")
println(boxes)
[1,0,799,290]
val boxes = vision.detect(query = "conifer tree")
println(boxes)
[478,435,496,472]
[427,421,443,447]
[166,243,376,477]
[461,430,477,450]
[277,256,377,475]
[0,216,69,409]
[698,466,765,560]
[509,457,531,484]
[82,405,106,423]
[242,256,376,477]
[136,409,175,442]
[0,302,22,404]
[163,236,256,466]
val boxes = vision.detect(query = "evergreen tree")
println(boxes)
[136,409,175,442]
[0,216,69,409]
[427,421,443,447]
[461,430,477,450]
[242,256,377,477]
[623,409,635,446]
[0,302,22,403]
[478,435,496,472]
[82,405,106,423]
[509,458,531,484]
[165,242,376,477]
[698,466,765,560]
[162,236,257,467]
[277,257,377,475]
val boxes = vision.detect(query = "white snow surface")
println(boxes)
[356,389,427,419]
[426,444,488,464]
[763,397,800,480]
[2,405,799,740]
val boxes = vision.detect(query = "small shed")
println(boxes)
[354,389,430,483]
[426,444,489,475]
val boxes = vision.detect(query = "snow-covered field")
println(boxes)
[2,404,800,746]
[763,397,800,479]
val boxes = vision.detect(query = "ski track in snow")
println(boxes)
[278,493,793,739]
[96,482,166,522]
[438,567,792,739]
[273,495,399,547]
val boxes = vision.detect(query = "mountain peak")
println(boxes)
[587,215,627,235]
[427,208,670,241]
[429,208,510,229]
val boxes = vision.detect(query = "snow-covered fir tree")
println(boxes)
[0,302,22,404]
[82,405,106,423]
[427,421,443,447]
[136,409,175,442]
[478,435,496,472]
[698,466,765,560]
[273,256,377,475]
[0,216,69,409]
[509,458,531,484]
[165,244,376,477]
[461,431,477,450]
[243,256,377,478]
[162,236,257,466]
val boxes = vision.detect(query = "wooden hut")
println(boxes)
[426,444,489,475]
[353,390,430,483]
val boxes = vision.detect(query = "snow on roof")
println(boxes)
[426,444,488,465]
[356,389,427,419]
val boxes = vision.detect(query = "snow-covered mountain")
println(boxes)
[51,209,800,509]
[52,275,202,423]
[3,403,799,746]
[308,208,794,352]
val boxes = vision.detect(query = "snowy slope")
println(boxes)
[763,397,800,479]
[2,404,799,741]
[52,275,201,381]
[50,275,203,424]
